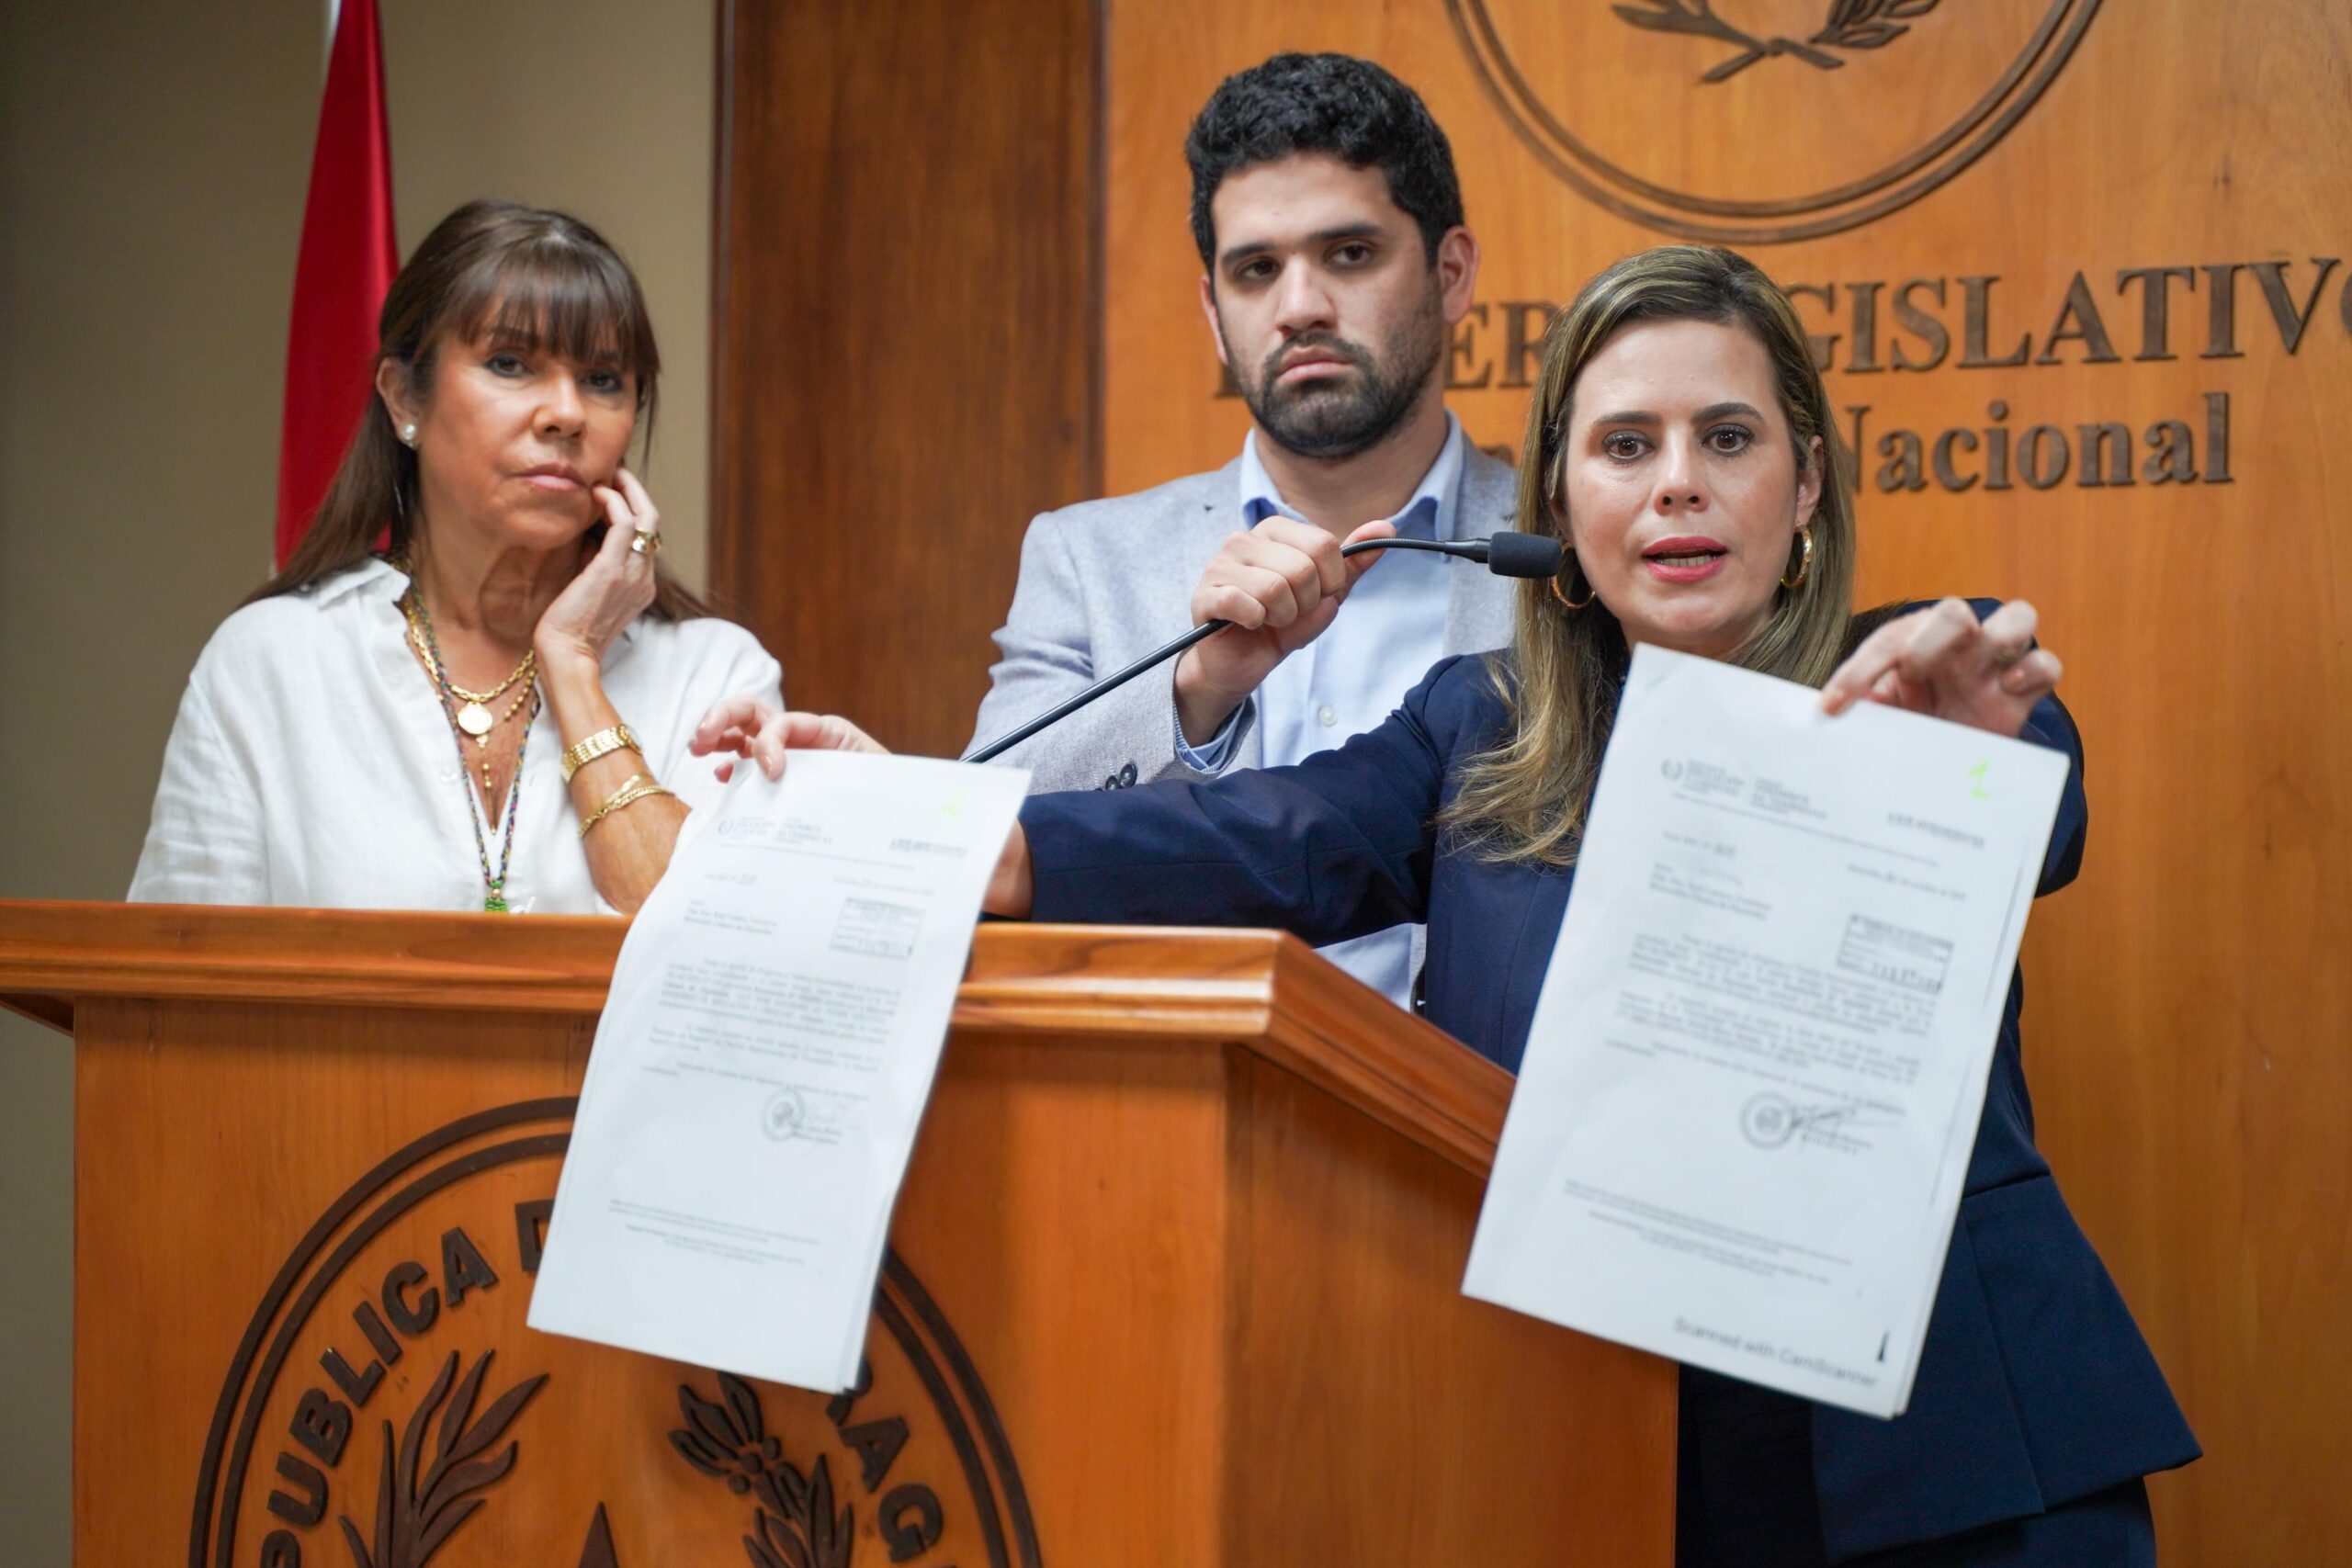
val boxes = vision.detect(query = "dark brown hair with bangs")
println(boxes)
[254,197,707,619]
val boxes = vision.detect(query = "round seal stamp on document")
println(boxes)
[1741,1092,1797,1149]
[761,1087,808,1141]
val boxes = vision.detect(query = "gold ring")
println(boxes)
[630,529,662,557]
[1992,642,2027,665]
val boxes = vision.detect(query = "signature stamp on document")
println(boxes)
[1838,914,1953,996]
[761,1088,808,1141]
[1741,1092,1798,1149]
[831,897,922,961]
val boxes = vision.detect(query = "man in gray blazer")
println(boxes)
[966,52,1521,1008]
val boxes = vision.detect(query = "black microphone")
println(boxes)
[963,530,1564,765]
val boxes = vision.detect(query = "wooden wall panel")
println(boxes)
[712,0,1101,758]
[718,1,2349,1557]
[1097,3,2351,1562]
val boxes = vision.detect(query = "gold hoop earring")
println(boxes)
[1550,553,1596,612]
[1781,526,1814,591]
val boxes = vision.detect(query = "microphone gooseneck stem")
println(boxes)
[964,618,1223,765]
[960,533,1550,766]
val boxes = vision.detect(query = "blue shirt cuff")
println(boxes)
[1172,693,1245,773]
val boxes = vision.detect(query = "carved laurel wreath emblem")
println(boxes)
[672,1373,854,1568]
[1615,0,1942,83]
[336,1349,548,1568]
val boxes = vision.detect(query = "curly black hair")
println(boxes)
[1184,53,1465,269]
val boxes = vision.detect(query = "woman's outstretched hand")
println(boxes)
[1820,597,2063,739]
[687,700,1034,916]
[689,699,887,783]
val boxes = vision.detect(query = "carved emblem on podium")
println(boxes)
[673,1373,856,1568]
[1612,0,1941,83]
[334,1349,546,1568]
[1447,0,2104,241]
[190,1100,1039,1567]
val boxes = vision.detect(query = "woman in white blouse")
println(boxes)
[130,199,781,915]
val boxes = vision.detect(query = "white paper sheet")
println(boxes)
[526,750,1029,1392]
[1463,645,2068,1418]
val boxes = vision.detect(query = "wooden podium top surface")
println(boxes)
[0,899,1511,1176]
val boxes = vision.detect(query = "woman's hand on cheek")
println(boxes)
[688,699,888,784]
[1820,597,2063,739]
[533,466,662,674]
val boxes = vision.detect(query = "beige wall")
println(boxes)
[0,2,713,1558]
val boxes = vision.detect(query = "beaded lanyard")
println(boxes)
[402,585,537,913]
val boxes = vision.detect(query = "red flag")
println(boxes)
[275,0,398,568]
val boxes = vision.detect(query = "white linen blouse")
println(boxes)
[129,558,784,913]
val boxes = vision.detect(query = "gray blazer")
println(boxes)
[967,444,1522,794]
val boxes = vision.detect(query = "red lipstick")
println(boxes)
[1641,535,1727,583]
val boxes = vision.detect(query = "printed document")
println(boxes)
[528,751,1028,1392]
[1463,645,2068,1417]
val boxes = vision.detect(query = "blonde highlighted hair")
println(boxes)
[1442,245,1860,865]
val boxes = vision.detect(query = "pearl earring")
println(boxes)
[400,423,418,446]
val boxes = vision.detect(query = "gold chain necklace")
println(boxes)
[393,572,537,912]
[396,592,537,745]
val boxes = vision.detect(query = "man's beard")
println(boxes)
[1227,290,1446,461]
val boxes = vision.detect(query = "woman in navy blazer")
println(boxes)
[700,246,2197,1563]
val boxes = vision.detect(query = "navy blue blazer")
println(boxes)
[1022,637,2199,1562]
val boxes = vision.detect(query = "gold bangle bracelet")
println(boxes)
[560,722,640,782]
[578,774,674,838]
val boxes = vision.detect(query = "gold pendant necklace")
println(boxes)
[394,570,537,914]
[401,599,537,746]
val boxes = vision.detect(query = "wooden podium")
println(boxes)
[0,902,1673,1566]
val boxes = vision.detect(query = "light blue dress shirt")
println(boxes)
[1174,415,1469,1006]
